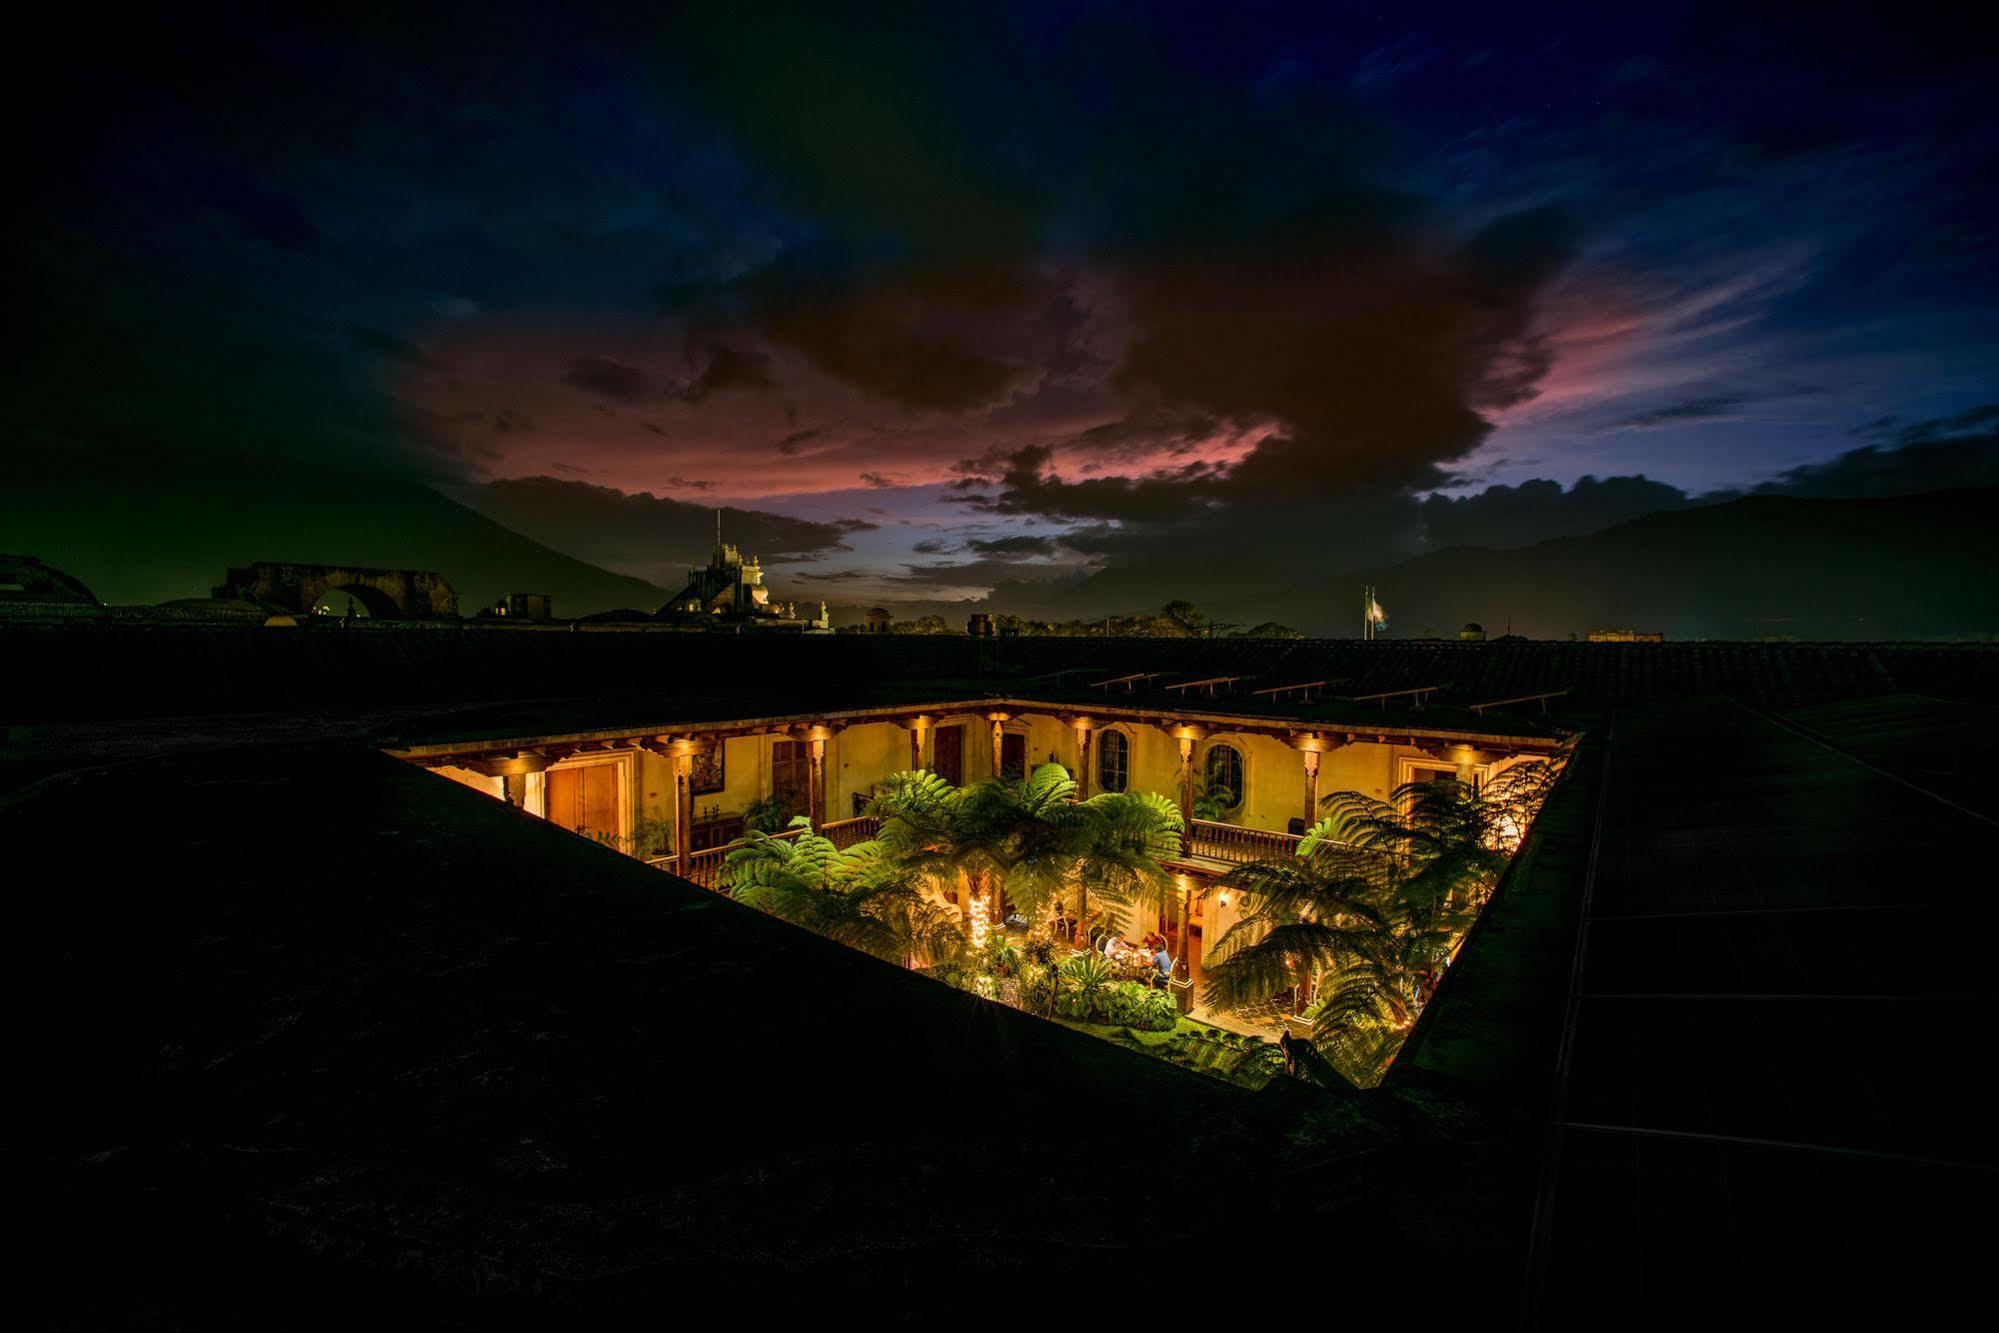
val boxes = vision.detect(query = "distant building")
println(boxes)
[484,592,555,622]
[864,607,893,634]
[655,519,829,632]
[967,612,995,638]
[1588,628,1666,643]
[1459,622,1486,642]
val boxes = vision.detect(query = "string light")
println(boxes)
[968,890,990,950]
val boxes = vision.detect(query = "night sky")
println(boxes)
[8,2,1997,614]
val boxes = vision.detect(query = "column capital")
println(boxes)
[462,749,555,778]
[641,734,709,759]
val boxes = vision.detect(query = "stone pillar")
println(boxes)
[501,774,527,808]
[1301,748,1320,828]
[989,713,1008,778]
[1073,719,1093,797]
[908,714,931,772]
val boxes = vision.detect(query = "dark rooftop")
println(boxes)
[12,629,1999,1322]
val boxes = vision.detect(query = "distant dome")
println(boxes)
[1462,622,1484,634]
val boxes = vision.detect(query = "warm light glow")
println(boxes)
[968,891,990,950]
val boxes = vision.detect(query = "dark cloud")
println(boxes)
[858,471,897,488]
[755,278,1025,413]
[1749,409,1999,499]
[561,356,651,403]
[676,340,776,403]
[966,535,1057,559]
[1613,393,1754,430]
[1420,475,1693,550]
[349,327,432,367]
[949,444,1231,524]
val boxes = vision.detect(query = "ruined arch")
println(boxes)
[0,554,99,605]
[213,562,459,620]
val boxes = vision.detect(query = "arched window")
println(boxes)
[1203,743,1244,812]
[1097,730,1129,793]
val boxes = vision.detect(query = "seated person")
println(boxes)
[1099,931,1123,957]
[1151,945,1174,985]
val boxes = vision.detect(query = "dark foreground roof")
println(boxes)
[17,745,1443,1324]
[14,627,1999,1323]
[1395,697,1996,1324]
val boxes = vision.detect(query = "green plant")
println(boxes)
[985,937,1022,978]
[1059,951,1116,1011]
[722,823,965,969]
[1196,751,1566,1086]
[743,796,793,834]
[629,815,674,859]
[1191,778,1237,823]
[867,763,1181,951]
[1018,962,1055,1014]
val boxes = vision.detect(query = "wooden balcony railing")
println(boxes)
[1183,819,1304,865]
[649,811,1317,886]
[821,814,881,848]
[644,814,883,891]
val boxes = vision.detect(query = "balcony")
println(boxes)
[1178,818,1303,872]
[647,815,881,891]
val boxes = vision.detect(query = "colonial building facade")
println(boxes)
[392,695,1562,988]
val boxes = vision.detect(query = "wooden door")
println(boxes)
[933,725,964,785]
[772,740,809,816]
[1000,732,1027,780]
[547,764,618,842]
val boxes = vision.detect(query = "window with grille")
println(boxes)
[1203,743,1244,811]
[1097,729,1129,792]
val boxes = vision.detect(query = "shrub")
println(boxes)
[1018,962,1055,1013]
[986,938,1022,978]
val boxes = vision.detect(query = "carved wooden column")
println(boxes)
[673,745,695,871]
[1288,732,1340,830]
[988,712,1009,778]
[908,714,932,772]
[1171,724,1205,853]
[1071,716,1094,797]
[640,736,704,872]
[808,734,826,827]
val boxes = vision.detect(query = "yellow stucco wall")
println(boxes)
[438,712,1512,860]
